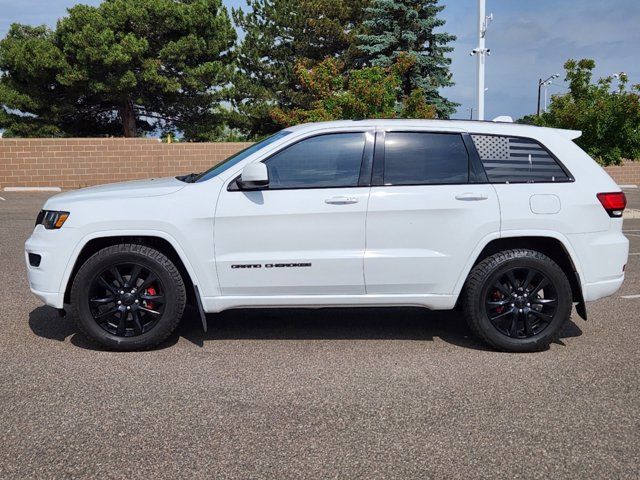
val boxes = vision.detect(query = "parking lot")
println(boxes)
[1,190,639,479]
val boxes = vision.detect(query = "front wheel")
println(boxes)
[70,244,186,351]
[462,249,572,352]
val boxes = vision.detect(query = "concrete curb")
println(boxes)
[3,187,62,192]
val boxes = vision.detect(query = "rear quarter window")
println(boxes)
[471,135,571,183]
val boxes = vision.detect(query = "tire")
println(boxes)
[70,243,186,351]
[462,249,572,352]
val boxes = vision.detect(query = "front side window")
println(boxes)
[383,132,469,185]
[265,132,366,189]
[195,131,291,183]
[471,135,570,183]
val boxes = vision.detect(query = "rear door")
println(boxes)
[364,129,500,295]
[215,129,375,296]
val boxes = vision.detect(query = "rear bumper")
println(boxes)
[568,229,628,301]
[583,275,625,302]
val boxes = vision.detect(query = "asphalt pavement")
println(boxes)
[0,190,638,479]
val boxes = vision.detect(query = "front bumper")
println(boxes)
[25,226,81,309]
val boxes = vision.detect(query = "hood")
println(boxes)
[44,177,187,209]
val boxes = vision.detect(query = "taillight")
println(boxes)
[597,192,626,218]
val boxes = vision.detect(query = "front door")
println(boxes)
[364,130,501,295]
[215,130,374,296]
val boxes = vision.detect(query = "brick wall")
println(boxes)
[0,138,639,189]
[600,161,640,187]
[0,139,251,189]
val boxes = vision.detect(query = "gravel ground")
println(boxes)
[0,190,638,479]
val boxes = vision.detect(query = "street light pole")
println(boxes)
[537,73,559,116]
[473,0,492,120]
[477,0,485,121]
[536,78,542,116]
[610,72,627,92]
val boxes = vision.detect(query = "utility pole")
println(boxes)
[471,0,492,120]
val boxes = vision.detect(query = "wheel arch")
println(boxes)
[455,233,586,315]
[62,233,199,306]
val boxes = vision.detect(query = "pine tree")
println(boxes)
[231,0,369,138]
[0,0,236,139]
[357,0,457,118]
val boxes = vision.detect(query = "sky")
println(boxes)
[0,0,638,120]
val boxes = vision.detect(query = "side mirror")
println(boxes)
[238,163,268,190]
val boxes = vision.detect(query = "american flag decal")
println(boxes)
[471,135,568,183]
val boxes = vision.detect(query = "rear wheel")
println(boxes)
[70,244,186,351]
[462,249,572,352]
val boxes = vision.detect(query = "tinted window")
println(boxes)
[471,135,570,183]
[383,133,469,185]
[265,133,366,189]
[195,131,291,183]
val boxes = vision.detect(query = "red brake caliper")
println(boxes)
[144,286,156,310]
[492,290,505,314]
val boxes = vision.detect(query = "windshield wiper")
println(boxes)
[176,172,200,183]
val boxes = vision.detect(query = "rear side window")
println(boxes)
[265,132,366,189]
[384,132,469,185]
[471,135,570,183]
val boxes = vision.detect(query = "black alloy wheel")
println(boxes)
[88,263,166,337]
[70,244,186,351]
[484,267,557,339]
[462,249,572,352]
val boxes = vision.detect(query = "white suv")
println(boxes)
[25,120,629,351]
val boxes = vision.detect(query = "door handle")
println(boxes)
[325,196,359,205]
[455,192,489,201]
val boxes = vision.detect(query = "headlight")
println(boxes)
[35,210,70,229]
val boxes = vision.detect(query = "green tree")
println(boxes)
[521,59,640,165]
[231,0,369,138]
[270,55,436,127]
[0,0,236,139]
[356,0,457,118]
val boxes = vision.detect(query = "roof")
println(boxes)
[285,119,581,140]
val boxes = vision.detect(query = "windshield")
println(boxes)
[194,131,291,183]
